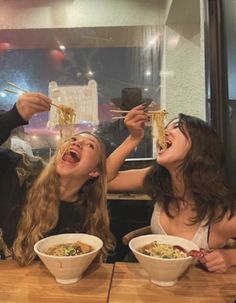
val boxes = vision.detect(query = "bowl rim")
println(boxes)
[34,233,103,259]
[129,234,199,261]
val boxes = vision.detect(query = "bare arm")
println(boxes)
[106,104,149,182]
[106,104,151,191]
[108,166,151,192]
[201,214,236,272]
[217,214,236,266]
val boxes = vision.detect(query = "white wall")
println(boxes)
[160,0,206,121]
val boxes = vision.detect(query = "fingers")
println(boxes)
[199,250,229,273]
[21,93,51,110]
[125,107,149,125]
[125,115,148,126]
[16,92,52,120]
[124,107,149,139]
[201,260,227,273]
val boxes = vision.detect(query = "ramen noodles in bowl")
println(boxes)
[138,241,187,259]
[129,234,199,286]
[34,233,103,284]
[44,240,93,256]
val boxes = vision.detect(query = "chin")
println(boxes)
[156,155,166,164]
[56,163,74,176]
[156,157,170,169]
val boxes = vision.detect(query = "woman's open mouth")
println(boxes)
[158,140,172,154]
[62,150,80,163]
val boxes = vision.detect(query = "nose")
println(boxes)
[164,127,171,135]
[71,141,83,149]
[163,129,168,136]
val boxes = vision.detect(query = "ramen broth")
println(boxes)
[44,240,93,256]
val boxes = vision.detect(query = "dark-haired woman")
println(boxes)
[107,106,236,273]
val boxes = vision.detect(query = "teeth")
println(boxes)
[70,149,80,156]
[70,150,79,156]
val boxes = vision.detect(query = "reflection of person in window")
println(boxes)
[96,87,153,158]
[10,126,33,156]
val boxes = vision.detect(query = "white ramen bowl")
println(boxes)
[34,233,103,284]
[129,234,199,287]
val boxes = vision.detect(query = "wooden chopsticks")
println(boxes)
[110,109,168,115]
[111,116,126,120]
[6,81,28,93]
[3,81,60,109]
[110,109,168,120]
[110,109,130,113]
[4,88,19,94]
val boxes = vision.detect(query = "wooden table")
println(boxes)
[0,260,114,303]
[108,262,236,303]
[2,261,236,303]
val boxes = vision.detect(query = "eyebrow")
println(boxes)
[85,136,97,143]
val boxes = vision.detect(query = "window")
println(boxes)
[0,1,204,164]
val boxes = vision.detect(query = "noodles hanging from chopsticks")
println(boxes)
[55,104,76,156]
[4,80,77,154]
[56,104,76,138]
[151,110,168,149]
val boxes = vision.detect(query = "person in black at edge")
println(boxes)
[96,88,154,262]
[96,87,153,158]
[0,92,51,260]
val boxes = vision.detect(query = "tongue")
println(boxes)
[63,154,76,163]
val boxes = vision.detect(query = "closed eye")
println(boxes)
[86,143,95,149]
[165,123,179,131]
[173,123,179,129]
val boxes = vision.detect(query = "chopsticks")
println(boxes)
[110,109,167,119]
[112,116,126,120]
[4,88,19,94]
[110,110,130,114]
[110,109,167,114]
[3,81,60,109]
[6,81,28,93]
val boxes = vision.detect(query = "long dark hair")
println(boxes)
[144,113,236,225]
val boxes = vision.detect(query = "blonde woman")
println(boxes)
[0,94,114,265]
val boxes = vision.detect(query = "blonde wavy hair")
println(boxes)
[13,132,115,265]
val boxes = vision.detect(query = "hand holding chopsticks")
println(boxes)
[119,105,150,140]
[15,93,52,121]
[3,81,60,110]
[3,82,52,120]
